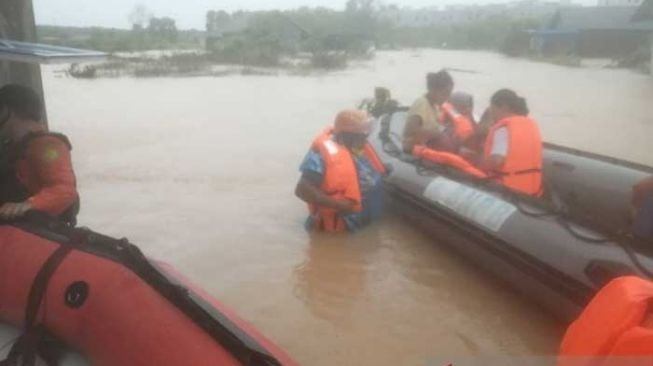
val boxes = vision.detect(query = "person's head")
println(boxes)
[0,84,44,141]
[450,92,474,118]
[489,88,529,122]
[374,87,390,103]
[333,109,371,150]
[426,70,454,105]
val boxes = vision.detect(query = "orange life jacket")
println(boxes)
[559,276,653,366]
[412,145,487,179]
[308,128,386,232]
[441,102,475,142]
[483,115,542,196]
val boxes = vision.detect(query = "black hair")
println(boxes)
[490,88,529,116]
[0,84,44,122]
[374,87,390,99]
[426,70,454,92]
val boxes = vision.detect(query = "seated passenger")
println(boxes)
[402,70,455,153]
[481,89,543,196]
[295,109,386,233]
[0,84,79,224]
[441,91,476,152]
[632,176,653,239]
[359,87,399,118]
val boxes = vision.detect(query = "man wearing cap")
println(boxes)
[0,84,79,225]
[295,109,386,233]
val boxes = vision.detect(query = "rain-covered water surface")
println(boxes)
[41,49,653,365]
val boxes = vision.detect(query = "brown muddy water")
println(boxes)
[40,49,653,365]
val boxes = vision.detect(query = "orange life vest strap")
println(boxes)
[413,145,487,179]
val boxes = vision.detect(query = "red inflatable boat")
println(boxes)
[0,213,297,366]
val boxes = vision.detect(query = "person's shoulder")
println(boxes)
[407,96,429,119]
[300,149,324,173]
[25,133,71,162]
[409,95,428,109]
[28,132,70,147]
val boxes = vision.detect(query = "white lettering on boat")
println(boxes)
[422,177,517,232]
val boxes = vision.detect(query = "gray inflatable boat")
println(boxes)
[370,108,653,321]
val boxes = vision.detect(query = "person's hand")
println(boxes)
[0,201,33,220]
[334,200,357,215]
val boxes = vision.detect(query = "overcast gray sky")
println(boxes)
[34,0,595,30]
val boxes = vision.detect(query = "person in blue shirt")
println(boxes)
[295,109,386,233]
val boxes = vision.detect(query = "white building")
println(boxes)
[598,0,644,6]
[378,0,571,28]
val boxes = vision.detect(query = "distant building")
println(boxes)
[597,0,643,7]
[529,5,650,57]
[378,0,569,28]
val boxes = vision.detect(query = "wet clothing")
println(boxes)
[299,147,384,232]
[0,129,79,224]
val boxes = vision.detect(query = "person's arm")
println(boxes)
[295,150,356,214]
[295,176,355,214]
[481,127,508,172]
[25,136,77,215]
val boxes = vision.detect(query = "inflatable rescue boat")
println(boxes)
[0,214,296,366]
[370,108,653,321]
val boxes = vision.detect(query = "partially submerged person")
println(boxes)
[295,109,386,233]
[481,89,543,196]
[0,84,79,224]
[359,87,398,118]
[402,70,455,153]
[632,176,653,239]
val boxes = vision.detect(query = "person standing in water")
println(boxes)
[481,89,543,196]
[402,70,455,153]
[295,109,386,233]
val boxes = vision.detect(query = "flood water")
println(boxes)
[41,49,653,365]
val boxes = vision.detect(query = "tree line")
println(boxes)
[38,1,543,64]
